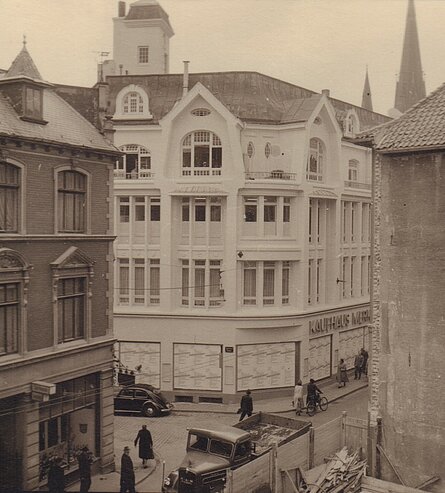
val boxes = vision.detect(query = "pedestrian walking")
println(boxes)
[78,446,93,493]
[238,389,253,421]
[337,358,349,387]
[134,424,154,468]
[120,446,136,493]
[293,380,304,415]
[361,348,369,376]
[354,351,364,380]
[47,457,65,493]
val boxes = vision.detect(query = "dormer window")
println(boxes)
[24,86,42,119]
[123,92,144,114]
[115,84,152,120]
[344,111,360,137]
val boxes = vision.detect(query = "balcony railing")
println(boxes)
[182,169,222,177]
[245,171,298,181]
[114,169,155,180]
[344,180,371,190]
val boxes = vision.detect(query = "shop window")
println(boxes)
[57,170,87,233]
[0,161,20,233]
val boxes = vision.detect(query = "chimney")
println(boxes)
[118,1,126,17]
[182,61,190,97]
[321,89,330,97]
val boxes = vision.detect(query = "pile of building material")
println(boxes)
[307,447,366,493]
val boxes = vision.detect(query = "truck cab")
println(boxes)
[162,426,253,493]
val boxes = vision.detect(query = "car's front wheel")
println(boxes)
[142,403,158,417]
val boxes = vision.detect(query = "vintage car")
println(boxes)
[114,383,173,417]
[162,426,253,493]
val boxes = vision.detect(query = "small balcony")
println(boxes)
[344,180,371,190]
[245,170,297,181]
[182,168,222,177]
[114,169,155,180]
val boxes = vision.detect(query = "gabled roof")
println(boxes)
[358,83,445,152]
[0,89,117,153]
[106,71,389,128]
[4,44,43,82]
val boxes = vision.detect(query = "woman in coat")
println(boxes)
[337,358,349,388]
[134,424,154,468]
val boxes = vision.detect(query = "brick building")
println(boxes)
[360,83,445,487]
[0,43,119,490]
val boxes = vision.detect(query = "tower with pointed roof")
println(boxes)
[100,0,174,79]
[393,0,426,114]
[361,67,373,111]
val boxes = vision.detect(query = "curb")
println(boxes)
[172,383,368,415]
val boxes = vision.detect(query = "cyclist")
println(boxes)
[306,378,323,409]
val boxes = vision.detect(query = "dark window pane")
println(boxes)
[194,145,210,167]
[47,418,59,448]
[264,205,276,222]
[195,205,206,221]
[212,147,222,168]
[210,205,221,222]
[182,204,189,222]
[245,205,257,222]
[183,149,191,168]
[150,205,160,221]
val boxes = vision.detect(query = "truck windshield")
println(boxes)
[189,433,209,452]
[234,441,250,460]
[209,439,233,458]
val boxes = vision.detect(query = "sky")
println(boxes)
[1,0,445,116]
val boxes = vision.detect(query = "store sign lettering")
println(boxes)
[310,309,370,335]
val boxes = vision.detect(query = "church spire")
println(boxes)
[361,66,373,111]
[394,0,426,113]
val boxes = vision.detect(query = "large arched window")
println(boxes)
[115,145,152,179]
[0,162,20,233]
[182,131,222,176]
[306,138,324,182]
[57,170,87,233]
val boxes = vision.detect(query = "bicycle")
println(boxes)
[306,393,328,416]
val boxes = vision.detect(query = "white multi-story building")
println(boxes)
[97,0,389,402]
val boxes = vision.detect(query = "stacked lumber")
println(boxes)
[307,447,367,493]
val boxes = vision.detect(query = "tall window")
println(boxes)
[138,46,149,64]
[263,261,275,305]
[118,258,129,304]
[282,262,290,304]
[244,197,258,222]
[264,197,276,223]
[0,283,19,355]
[182,131,222,176]
[181,197,222,223]
[57,278,85,343]
[150,197,161,221]
[57,171,86,233]
[283,198,291,223]
[149,259,160,305]
[0,162,20,233]
[116,145,151,179]
[123,92,144,114]
[348,159,359,182]
[306,138,324,182]
[119,196,130,223]
[243,262,257,305]
[24,86,42,119]
[181,259,223,307]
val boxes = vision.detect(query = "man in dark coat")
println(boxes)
[134,424,154,468]
[78,446,93,493]
[47,457,65,493]
[120,446,136,493]
[361,348,369,376]
[238,389,253,421]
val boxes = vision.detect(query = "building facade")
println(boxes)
[0,44,118,491]
[104,69,388,402]
[361,83,445,487]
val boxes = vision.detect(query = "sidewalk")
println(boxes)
[173,373,368,414]
[66,374,368,492]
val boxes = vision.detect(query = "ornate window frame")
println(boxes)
[114,84,152,120]
[115,144,152,179]
[181,130,223,176]
[54,165,91,235]
[50,246,94,346]
[0,248,31,357]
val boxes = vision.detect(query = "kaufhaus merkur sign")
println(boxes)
[309,309,371,335]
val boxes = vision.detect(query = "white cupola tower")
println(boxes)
[102,0,174,78]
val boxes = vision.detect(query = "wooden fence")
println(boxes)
[225,412,367,493]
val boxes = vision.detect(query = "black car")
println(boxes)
[114,383,173,417]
